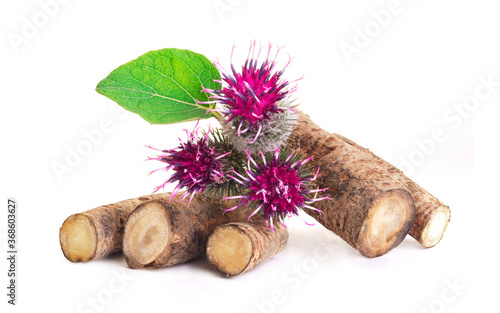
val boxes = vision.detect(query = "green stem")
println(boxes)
[211,111,223,122]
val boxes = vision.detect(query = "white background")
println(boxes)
[1,0,499,312]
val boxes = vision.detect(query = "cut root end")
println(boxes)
[206,225,253,277]
[420,206,450,248]
[123,201,171,268]
[59,214,97,263]
[359,190,415,258]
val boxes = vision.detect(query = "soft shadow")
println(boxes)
[186,257,228,278]
[396,237,425,251]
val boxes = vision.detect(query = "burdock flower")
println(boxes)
[201,41,300,153]
[224,148,329,230]
[147,123,230,203]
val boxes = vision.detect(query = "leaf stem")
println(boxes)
[211,110,223,122]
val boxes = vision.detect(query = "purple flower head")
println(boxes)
[223,148,329,231]
[147,123,230,204]
[202,41,300,153]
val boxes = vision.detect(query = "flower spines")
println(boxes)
[148,124,230,203]
[203,42,300,153]
[223,44,287,125]
[203,129,247,199]
[224,148,330,231]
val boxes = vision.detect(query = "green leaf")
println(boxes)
[96,48,221,124]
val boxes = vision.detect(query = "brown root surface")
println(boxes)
[59,193,171,262]
[123,194,250,269]
[206,219,288,277]
[288,112,416,257]
[332,133,451,248]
